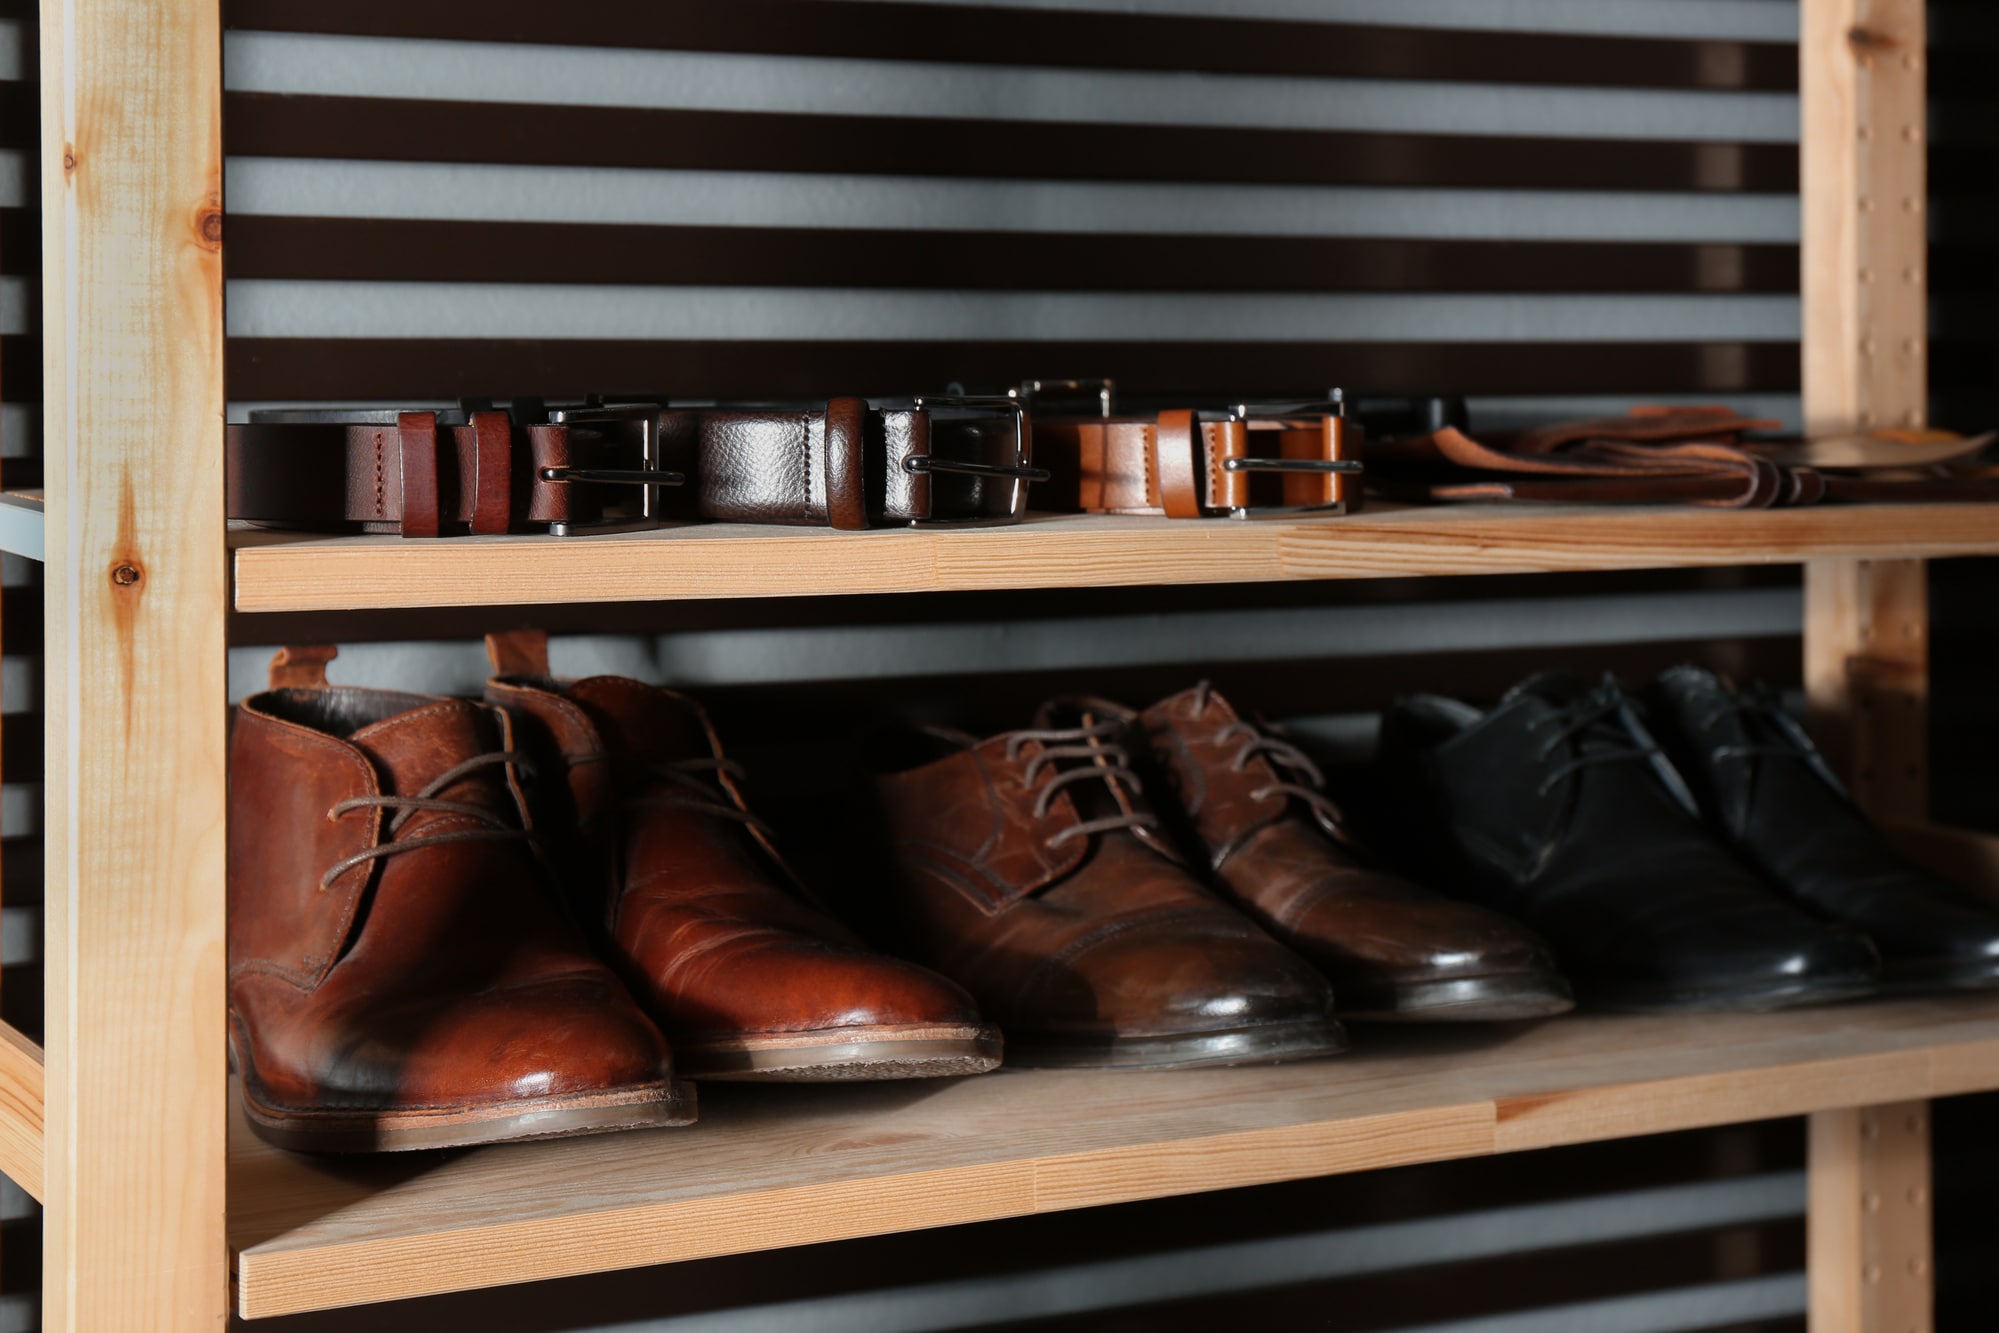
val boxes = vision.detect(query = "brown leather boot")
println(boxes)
[484,632,1001,1082]
[1133,684,1573,1021]
[228,647,693,1152]
[871,699,1347,1069]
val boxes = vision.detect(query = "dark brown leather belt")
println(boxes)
[1034,398,1361,519]
[226,396,1046,537]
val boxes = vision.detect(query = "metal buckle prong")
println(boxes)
[1197,390,1358,520]
[537,467,687,486]
[904,393,1043,526]
[543,403,684,536]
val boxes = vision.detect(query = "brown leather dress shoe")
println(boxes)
[871,700,1347,1069]
[485,632,1001,1082]
[1131,685,1574,1022]
[229,647,693,1153]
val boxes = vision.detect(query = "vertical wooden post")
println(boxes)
[37,0,229,1327]
[1800,3,1933,1333]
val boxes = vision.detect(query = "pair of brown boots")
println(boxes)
[869,689,1574,1071]
[229,632,1000,1153]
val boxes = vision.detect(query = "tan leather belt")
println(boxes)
[1035,406,1360,519]
[226,396,1045,536]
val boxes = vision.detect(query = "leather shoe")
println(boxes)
[1129,684,1572,1021]
[1647,665,1999,992]
[1374,673,1879,1012]
[229,647,693,1152]
[485,632,1001,1081]
[871,699,1346,1069]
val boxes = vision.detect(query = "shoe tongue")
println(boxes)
[565,675,713,763]
[348,698,505,801]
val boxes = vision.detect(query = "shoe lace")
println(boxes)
[1527,684,1663,797]
[1006,720,1160,850]
[621,756,777,840]
[1188,682,1351,839]
[320,750,536,889]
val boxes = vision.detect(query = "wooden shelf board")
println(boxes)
[230,993,1999,1319]
[228,502,1999,612]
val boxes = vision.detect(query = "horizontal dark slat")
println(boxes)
[220,0,1798,93]
[2,588,40,655]
[226,337,1802,402]
[0,81,34,149]
[0,208,36,275]
[1,839,42,906]
[0,336,37,405]
[1933,245,1999,295]
[222,94,1799,193]
[1,717,40,783]
[225,218,1803,294]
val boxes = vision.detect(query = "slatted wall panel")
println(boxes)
[0,0,41,1328]
[217,0,1806,422]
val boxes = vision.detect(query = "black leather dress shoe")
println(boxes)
[1373,673,1879,1013]
[1646,665,1999,992]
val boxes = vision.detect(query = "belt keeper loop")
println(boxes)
[397,410,441,538]
[1155,409,1205,519]
[823,396,869,531]
[468,410,513,535]
[1213,419,1252,512]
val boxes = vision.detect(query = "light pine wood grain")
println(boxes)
[1801,0,1928,437]
[229,502,1999,613]
[0,1021,44,1203]
[229,995,1999,1319]
[1810,1103,1934,1333]
[1805,557,1928,820]
[1800,7,1934,1332]
[39,0,230,1327]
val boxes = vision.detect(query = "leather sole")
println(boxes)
[1336,973,1576,1023]
[676,1022,1003,1082]
[237,1072,698,1153]
[1580,972,1877,1015]
[1005,1017,1348,1071]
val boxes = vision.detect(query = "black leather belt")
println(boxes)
[225,396,1048,537]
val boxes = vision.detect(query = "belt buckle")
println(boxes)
[542,403,687,536]
[1200,389,1362,520]
[905,393,1050,527]
[1017,377,1116,418]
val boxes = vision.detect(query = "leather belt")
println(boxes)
[225,396,1045,537]
[1034,404,1360,519]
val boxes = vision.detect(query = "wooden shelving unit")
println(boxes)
[20,0,1979,1329]
[230,995,1999,1320]
[231,501,1999,611]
